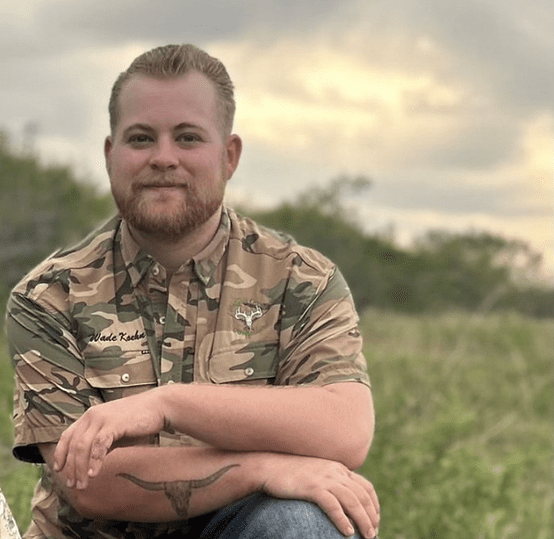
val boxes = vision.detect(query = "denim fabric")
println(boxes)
[170,493,369,539]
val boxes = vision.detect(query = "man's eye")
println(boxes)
[128,134,152,145]
[178,133,201,143]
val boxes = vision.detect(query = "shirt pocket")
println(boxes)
[207,342,280,385]
[84,350,157,402]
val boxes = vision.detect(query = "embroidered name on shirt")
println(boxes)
[90,330,146,343]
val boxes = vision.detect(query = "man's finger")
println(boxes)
[330,483,376,539]
[351,474,380,520]
[53,429,71,472]
[310,489,356,537]
[87,434,113,478]
[71,425,110,489]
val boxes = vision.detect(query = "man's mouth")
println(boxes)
[135,183,187,192]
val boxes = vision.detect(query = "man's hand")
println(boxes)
[53,388,166,488]
[53,392,380,538]
[260,453,380,539]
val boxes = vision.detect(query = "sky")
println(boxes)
[1,0,552,280]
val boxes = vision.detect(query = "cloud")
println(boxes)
[0,0,550,277]
[337,0,553,109]
[32,0,340,47]
[214,17,552,276]
[214,34,528,174]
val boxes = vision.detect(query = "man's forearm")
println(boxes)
[43,442,380,538]
[52,381,374,488]
[42,443,262,522]
[159,382,374,469]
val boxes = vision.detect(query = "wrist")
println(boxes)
[155,383,181,431]
[244,451,274,493]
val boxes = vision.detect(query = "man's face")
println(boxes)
[105,72,241,241]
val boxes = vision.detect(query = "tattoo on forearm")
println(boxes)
[117,464,240,520]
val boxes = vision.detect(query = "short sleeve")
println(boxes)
[6,292,102,463]
[276,267,370,387]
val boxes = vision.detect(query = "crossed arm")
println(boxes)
[43,382,380,538]
[9,282,380,536]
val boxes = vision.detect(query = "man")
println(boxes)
[7,44,380,539]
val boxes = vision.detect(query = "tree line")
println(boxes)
[0,135,551,319]
[0,133,114,308]
[242,177,552,318]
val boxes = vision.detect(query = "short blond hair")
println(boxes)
[109,44,235,136]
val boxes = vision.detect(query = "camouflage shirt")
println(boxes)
[7,207,370,539]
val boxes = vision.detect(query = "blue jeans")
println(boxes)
[167,493,372,538]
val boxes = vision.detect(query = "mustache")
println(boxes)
[133,174,188,190]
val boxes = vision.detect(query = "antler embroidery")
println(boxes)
[234,305,263,330]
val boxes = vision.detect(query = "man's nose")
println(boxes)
[149,139,179,170]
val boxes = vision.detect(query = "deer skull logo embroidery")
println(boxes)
[234,302,265,334]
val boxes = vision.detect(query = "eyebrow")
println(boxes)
[121,124,154,138]
[175,122,207,133]
[122,122,209,137]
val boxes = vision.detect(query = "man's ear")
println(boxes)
[225,134,242,180]
[104,136,113,174]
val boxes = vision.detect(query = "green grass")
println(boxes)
[359,308,553,538]
[0,336,41,534]
[1,309,552,537]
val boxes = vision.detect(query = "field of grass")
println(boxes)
[359,308,553,538]
[1,308,552,537]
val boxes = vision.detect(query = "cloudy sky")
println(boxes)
[1,0,552,279]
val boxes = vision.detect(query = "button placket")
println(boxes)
[159,274,191,385]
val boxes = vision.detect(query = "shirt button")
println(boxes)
[152,265,160,276]
[244,368,254,377]
[121,373,130,383]
[159,316,166,324]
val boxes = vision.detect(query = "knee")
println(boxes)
[242,495,355,538]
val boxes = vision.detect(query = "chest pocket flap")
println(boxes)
[85,351,157,391]
[208,342,279,384]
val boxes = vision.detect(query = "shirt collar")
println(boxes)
[119,219,156,287]
[118,208,231,288]
[192,207,230,286]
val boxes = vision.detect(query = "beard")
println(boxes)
[112,173,226,242]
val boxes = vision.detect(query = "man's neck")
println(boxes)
[127,208,223,277]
